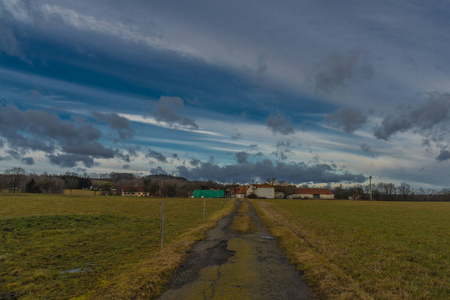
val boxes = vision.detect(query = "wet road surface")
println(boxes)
[158,199,316,300]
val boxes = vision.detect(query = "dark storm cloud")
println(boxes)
[272,140,292,160]
[153,96,198,130]
[256,55,268,75]
[62,142,115,158]
[374,93,450,140]
[47,154,96,168]
[146,149,167,162]
[122,164,131,170]
[177,159,366,184]
[21,157,35,165]
[235,151,248,164]
[0,104,118,167]
[266,111,294,135]
[150,166,167,175]
[0,105,101,148]
[231,129,242,140]
[0,19,21,58]
[7,150,22,160]
[360,143,378,158]
[92,112,135,139]
[315,49,374,92]
[190,158,201,166]
[436,150,450,161]
[115,147,139,163]
[116,151,131,163]
[254,151,264,158]
[326,107,367,133]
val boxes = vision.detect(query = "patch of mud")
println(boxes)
[163,207,239,289]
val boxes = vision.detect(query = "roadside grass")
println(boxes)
[253,199,450,299]
[231,199,255,234]
[0,193,234,299]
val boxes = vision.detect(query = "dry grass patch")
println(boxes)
[231,199,256,234]
[253,199,450,299]
[80,200,236,299]
[0,194,235,299]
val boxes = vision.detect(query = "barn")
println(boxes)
[292,188,334,199]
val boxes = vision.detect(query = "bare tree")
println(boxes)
[4,167,26,193]
[398,182,412,200]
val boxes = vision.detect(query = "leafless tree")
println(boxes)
[4,167,26,193]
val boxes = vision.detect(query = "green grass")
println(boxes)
[254,199,450,299]
[0,193,232,299]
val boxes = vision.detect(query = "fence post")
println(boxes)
[160,201,164,250]
[203,198,206,223]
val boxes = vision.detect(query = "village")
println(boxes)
[122,183,335,200]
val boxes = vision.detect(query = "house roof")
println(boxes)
[297,188,334,195]
[251,183,274,189]
[122,186,145,193]
[236,185,249,194]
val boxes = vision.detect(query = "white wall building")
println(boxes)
[246,184,275,199]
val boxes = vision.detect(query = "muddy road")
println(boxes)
[158,199,315,300]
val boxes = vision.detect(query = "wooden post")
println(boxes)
[203,198,206,223]
[160,202,164,250]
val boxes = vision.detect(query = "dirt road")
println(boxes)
[158,199,316,300]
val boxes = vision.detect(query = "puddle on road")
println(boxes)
[260,236,274,239]
[205,240,236,266]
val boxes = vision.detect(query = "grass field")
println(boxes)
[254,199,450,299]
[63,189,97,196]
[0,193,234,299]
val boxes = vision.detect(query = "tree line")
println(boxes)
[1,168,450,201]
[0,168,230,197]
[333,182,450,202]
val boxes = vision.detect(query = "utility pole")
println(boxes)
[369,176,372,201]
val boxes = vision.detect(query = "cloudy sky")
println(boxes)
[1,0,450,188]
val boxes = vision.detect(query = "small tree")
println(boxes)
[25,178,39,193]
[65,177,79,195]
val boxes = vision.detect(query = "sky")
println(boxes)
[1,0,450,189]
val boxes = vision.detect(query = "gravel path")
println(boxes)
[158,199,316,300]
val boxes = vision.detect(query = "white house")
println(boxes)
[122,186,149,197]
[246,184,275,199]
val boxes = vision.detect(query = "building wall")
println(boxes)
[290,193,335,199]
[122,192,148,197]
[257,188,275,198]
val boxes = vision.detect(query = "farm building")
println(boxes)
[290,188,334,199]
[235,185,249,198]
[193,190,226,198]
[122,186,149,197]
[246,184,275,199]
